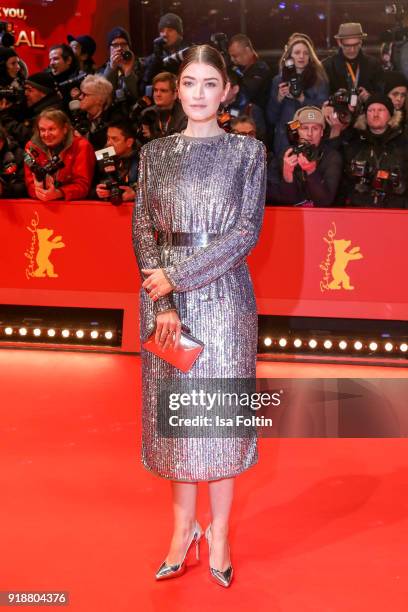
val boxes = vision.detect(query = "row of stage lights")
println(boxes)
[1,326,115,342]
[262,336,408,355]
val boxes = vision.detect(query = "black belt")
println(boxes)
[156,231,218,247]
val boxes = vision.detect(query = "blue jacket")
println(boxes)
[266,73,329,158]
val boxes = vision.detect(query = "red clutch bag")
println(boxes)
[142,326,204,373]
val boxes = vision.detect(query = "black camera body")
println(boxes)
[282,59,303,98]
[95,146,123,206]
[57,72,87,100]
[286,119,320,162]
[68,100,91,136]
[328,88,359,124]
[0,152,18,183]
[350,158,401,202]
[24,148,65,184]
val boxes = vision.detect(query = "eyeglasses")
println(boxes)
[111,42,128,49]
[79,91,92,98]
[341,41,362,49]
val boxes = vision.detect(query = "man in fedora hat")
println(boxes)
[323,22,384,101]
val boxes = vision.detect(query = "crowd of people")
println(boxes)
[1,14,408,208]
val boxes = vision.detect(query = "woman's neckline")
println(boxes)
[179,131,227,142]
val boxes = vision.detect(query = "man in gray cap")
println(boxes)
[323,22,384,100]
[140,13,188,95]
[267,106,343,207]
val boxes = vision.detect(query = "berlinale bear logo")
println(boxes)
[320,222,363,292]
[25,212,65,279]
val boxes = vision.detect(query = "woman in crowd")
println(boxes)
[267,33,329,158]
[24,109,95,201]
[132,45,266,587]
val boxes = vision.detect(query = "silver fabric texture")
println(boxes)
[132,132,266,481]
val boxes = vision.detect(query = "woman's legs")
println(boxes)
[164,481,199,565]
[208,477,235,571]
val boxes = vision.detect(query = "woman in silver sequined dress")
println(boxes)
[132,45,266,587]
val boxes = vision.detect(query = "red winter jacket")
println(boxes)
[24,132,95,201]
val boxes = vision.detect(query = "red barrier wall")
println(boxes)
[0,201,407,353]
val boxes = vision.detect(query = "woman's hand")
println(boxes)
[142,268,173,301]
[277,82,290,102]
[155,310,182,350]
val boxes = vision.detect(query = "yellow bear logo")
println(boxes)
[326,239,363,290]
[33,228,65,278]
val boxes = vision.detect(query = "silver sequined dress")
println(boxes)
[132,132,266,481]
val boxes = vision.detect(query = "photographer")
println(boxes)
[0,125,26,198]
[24,109,95,201]
[141,13,187,93]
[219,70,266,141]
[0,72,63,148]
[228,34,271,110]
[139,72,186,141]
[267,33,328,158]
[74,74,126,150]
[94,121,139,203]
[100,27,139,104]
[342,94,408,208]
[267,106,342,207]
[323,23,384,99]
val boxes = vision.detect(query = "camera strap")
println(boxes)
[345,62,360,89]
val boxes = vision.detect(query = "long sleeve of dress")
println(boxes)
[132,147,176,313]
[163,143,266,292]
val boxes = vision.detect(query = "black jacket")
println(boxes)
[323,49,384,95]
[267,142,343,207]
[239,60,272,110]
[0,136,26,198]
[341,114,408,208]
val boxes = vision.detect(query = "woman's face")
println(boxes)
[38,118,67,148]
[290,42,310,71]
[6,56,20,79]
[178,61,229,123]
[388,86,407,111]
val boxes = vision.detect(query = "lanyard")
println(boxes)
[159,114,171,136]
[346,62,360,88]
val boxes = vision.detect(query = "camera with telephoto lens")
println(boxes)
[282,59,303,98]
[130,95,153,122]
[0,21,15,47]
[0,86,25,105]
[57,72,87,100]
[327,88,359,124]
[162,47,190,69]
[286,119,320,161]
[95,146,123,206]
[23,147,65,184]
[68,100,91,135]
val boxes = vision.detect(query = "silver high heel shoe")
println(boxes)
[205,524,234,588]
[155,521,203,581]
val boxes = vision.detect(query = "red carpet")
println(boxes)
[0,349,407,611]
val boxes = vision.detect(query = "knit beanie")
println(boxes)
[383,71,408,96]
[365,93,395,117]
[158,13,183,36]
[107,27,131,47]
[25,71,56,95]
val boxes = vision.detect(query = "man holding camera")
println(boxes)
[267,106,342,207]
[94,121,139,203]
[141,13,186,94]
[341,94,408,208]
[101,27,140,104]
[323,23,384,100]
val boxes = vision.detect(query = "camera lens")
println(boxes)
[121,50,132,62]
